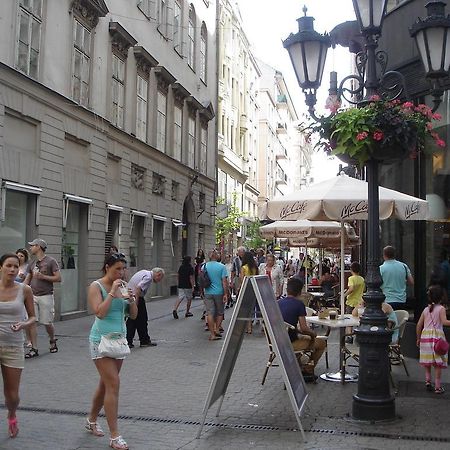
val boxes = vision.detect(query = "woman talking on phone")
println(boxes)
[0,253,36,438]
[86,253,137,450]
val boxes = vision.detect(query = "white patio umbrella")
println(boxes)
[263,173,429,314]
[260,219,360,289]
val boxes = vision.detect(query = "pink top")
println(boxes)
[423,304,445,330]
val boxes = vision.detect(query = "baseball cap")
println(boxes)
[28,238,47,250]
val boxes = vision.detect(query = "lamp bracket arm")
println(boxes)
[337,74,365,105]
[430,80,444,113]
[378,70,408,102]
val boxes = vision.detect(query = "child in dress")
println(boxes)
[416,285,450,394]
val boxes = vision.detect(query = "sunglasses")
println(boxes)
[107,253,127,265]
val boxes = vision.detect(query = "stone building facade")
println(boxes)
[0,0,217,318]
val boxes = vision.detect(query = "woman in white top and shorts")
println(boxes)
[0,253,36,438]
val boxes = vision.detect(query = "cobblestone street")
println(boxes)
[0,296,448,450]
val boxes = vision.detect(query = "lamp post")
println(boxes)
[284,0,450,421]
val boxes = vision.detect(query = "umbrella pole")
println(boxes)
[340,222,345,316]
[305,239,308,292]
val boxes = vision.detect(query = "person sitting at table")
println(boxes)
[319,268,335,298]
[352,300,399,343]
[278,277,326,381]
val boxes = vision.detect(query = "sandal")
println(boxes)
[49,339,58,353]
[208,335,221,341]
[25,348,39,358]
[110,435,129,449]
[85,417,105,437]
[435,387,445,394]
[8,417,18,438]
[426,382,433,391]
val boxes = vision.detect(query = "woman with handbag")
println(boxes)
[0,253,36,438]
[87,253,137,449]
[416,285,450,394]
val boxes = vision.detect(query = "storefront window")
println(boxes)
[0,191,27,251]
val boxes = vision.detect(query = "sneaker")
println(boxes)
[140,341,157,347]
[185,312,193,317]
[173,310,179,319]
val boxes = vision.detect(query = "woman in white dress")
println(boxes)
[259,254,284,299]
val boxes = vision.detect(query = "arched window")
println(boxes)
[200,22,207,82]
[188,4,196,69]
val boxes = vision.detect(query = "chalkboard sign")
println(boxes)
[197,275,306,441]
[253,276,308,414]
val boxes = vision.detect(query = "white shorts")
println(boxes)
[33,294,55,325]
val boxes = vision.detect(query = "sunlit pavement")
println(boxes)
[0,295,448,450]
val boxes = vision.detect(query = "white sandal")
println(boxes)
[110,435,129,449]
[85,417,104,437]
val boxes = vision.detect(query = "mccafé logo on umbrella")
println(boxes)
[279,201,308,219]
[404,202,421,219]
[341,201,368,219]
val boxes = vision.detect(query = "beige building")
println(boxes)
[0,0,217,318]
[217,0,260,249]
[256,60,302,203]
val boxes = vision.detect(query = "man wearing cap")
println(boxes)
[24,238,61,358]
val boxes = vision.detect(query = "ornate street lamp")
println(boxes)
[284,1,450,422]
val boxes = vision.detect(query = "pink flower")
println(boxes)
[436,139,446,148]
[402,101,414,109]
[373,130,384,141]
[432,112,442,121]
[426,122,433,131]
[356,132,368,141]
[369,95,381,102]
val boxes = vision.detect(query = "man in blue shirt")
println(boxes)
[380,246,414,310]
[204,249,229,341]
[278,278,326,379]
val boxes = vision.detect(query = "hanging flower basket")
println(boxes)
[308,96,445,166]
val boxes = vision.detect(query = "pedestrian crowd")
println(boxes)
[0,240,449,449]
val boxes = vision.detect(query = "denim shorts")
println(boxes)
[89,340,126,360]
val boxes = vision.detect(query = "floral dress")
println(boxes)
[419,304,448,368]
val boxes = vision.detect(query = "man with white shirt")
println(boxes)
[126,267,165,348]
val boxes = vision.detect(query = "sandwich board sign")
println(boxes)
[196,275,308,441]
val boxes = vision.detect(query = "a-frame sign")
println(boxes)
[197,275,308,441]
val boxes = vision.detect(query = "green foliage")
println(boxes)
[308,97,444,165]
[245,219,268,249]
[214,194,246,245]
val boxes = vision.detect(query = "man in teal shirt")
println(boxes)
[380,245,414,310]
[204,250,229,341]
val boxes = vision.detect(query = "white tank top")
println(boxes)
[0,283,25,347]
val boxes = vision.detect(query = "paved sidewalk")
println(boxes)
[0,295,448,449]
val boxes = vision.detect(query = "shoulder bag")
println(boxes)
[95,282,130,359]
[430,309,449,356]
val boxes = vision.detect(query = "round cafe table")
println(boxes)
[305,314,360,383]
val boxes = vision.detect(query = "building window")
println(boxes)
[200,126,207,175]
[188,5,196,69]
[173,0,182,54]
[200,23,207,83]
[174,104,182,161]
[156,90,167,152]
[157,0,168,36]
[72,19,91,106]
[137,0,155,19]
[188,115,195,167]
[16,0,42,78]
[199,192,205,210]
[111,54,125,129]
[136,75,148,141]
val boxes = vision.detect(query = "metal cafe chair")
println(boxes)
[388,309,410,392]
[261,321,312,385]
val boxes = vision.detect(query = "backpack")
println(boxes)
[198,263,212,289]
